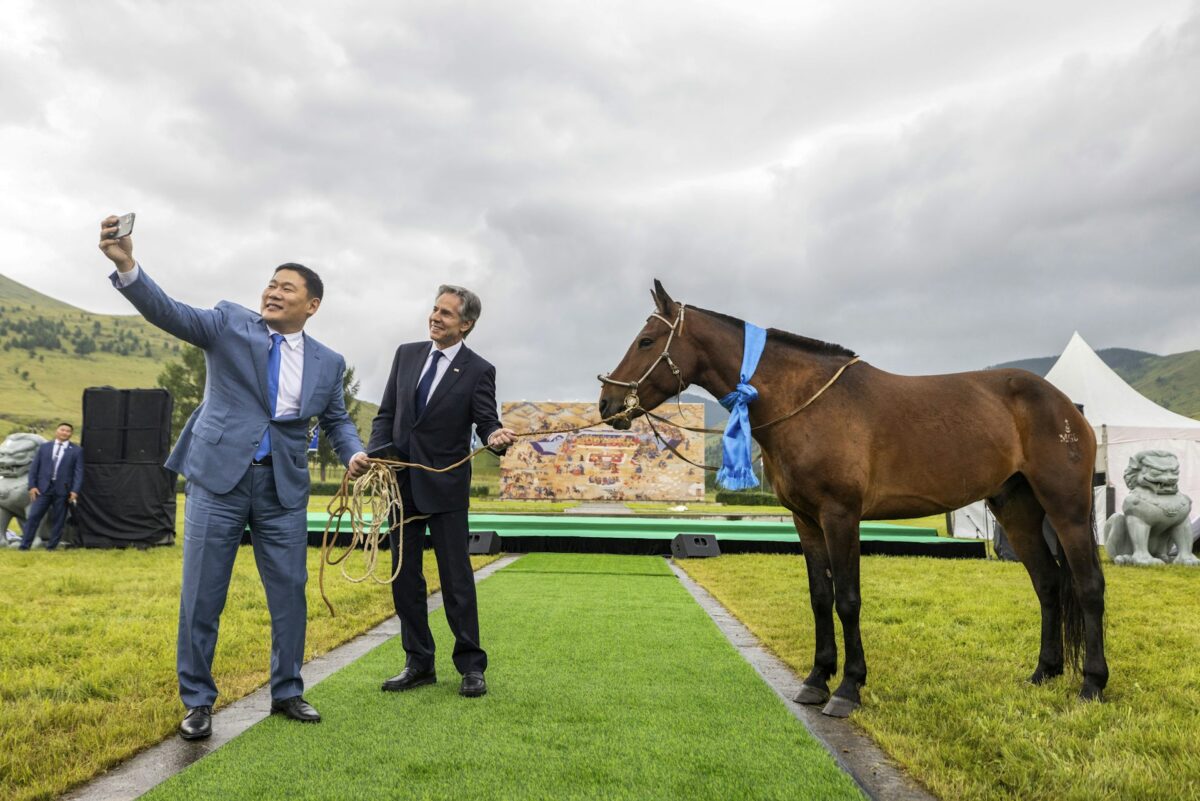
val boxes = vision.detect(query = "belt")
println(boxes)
[251,455,273,466]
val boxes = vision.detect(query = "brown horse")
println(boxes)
[598,281,1107,717]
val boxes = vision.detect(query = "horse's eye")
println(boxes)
[638,337,654,349]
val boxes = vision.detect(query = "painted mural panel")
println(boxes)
[499,401,705,501]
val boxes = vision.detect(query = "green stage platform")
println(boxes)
[305,512,985,558]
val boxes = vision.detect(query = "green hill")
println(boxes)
[0,273,377,439]
[989,347,1200,419]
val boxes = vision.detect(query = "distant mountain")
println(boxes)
[988,348,1156,379]
[0,273,378,438]
[989,347,1200,419]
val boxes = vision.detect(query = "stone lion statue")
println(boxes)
[1,432,49,547]
[1104,450,1199,566]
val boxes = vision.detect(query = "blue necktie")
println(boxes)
[415,350,444,417]
[254,333,285,462]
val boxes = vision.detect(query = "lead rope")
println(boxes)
[319,412,635,615]
[318,355,860,615]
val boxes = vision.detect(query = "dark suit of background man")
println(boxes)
[19,423,83,551]
[98,215,370,741]
[369,285,515,698]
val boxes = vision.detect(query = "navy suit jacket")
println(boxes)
[113,268,364,509]
[28,440,84,495]
[367,341,502,514]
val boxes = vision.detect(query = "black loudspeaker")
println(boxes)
[77,387,176,548]
[671,533,721,559]
[468,530,501,555]
[82,387,173,463]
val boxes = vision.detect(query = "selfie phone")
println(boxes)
[112,212,136,239]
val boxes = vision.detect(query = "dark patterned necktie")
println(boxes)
[415,350,444,417]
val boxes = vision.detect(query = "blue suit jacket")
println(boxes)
[113,268,364,509]
[28,440,84,495]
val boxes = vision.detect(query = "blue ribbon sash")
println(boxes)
[717,322,767,490]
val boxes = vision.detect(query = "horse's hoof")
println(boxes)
[821,696,859,718]
[1028,666,1062,685]
[1079,684,1104,702]
[793,684,830,705]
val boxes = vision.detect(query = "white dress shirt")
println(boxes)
[266,327,304,418]
[421,339,463,400]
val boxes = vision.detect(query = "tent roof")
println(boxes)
[1044,332,1200,432]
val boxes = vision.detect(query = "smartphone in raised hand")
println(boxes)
[109,212,136,239]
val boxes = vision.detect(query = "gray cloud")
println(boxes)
[2,0,1197,410]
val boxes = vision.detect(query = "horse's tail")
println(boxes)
[1058,507,1097,674]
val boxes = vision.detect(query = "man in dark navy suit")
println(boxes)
[369,285,515,698]
[20,423,84,551]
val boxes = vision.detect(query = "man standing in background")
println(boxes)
[19,423,83,551]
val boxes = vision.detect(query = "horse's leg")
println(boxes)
[817,506,865,718]
[1028,477,1109,701]
[988,477,1065,683]
[791,513,837,705]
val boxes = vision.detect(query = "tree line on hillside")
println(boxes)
[0,314,179,358]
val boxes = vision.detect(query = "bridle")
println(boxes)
[597,301,861,441]
[597,304,687,415]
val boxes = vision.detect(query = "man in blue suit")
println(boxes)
[99,215,370,740]
[19,422,84,551]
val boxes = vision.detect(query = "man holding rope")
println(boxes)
[98,216,370,740]
[369,285,514,698]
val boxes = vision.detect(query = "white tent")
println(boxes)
[951,332,1200,541]
[1045,332,1200,528]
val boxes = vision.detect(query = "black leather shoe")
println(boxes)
[270,696,321,722]
[179,706,212,740]
[381,667,436,692]
[460,672,487,697]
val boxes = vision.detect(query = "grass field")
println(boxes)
[141,554,864,801]
[678,554,1200,801]
[0,541,498,801]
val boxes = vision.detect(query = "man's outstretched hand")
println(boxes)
[347,452,371,480]
[98,216,135,272]
[487,428,516,452]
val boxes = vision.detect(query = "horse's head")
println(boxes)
[598,280,696,430]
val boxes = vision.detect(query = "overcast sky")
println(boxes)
[3,1,1197,405]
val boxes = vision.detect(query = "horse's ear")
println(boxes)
[652,279,675,315]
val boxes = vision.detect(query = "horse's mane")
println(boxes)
[690,305,857,359]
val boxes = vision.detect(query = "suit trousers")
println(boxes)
[178,465,308,708]
[390,479,487,675]
[21,484,69,549]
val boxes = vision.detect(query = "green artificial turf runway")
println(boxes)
[142,554,863,801]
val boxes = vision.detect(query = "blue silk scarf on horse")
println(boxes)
[717,322,767,490]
